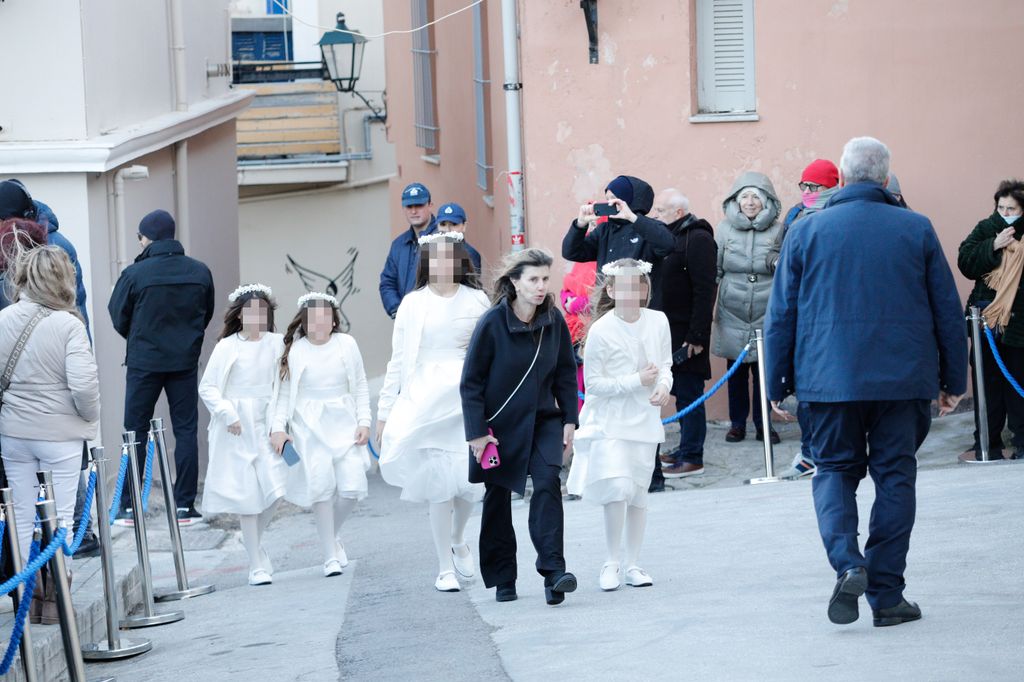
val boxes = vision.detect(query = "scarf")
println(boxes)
[983,240,1024,330]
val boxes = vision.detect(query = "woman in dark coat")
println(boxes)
[957,179,1024,461]
[460,248,580,605]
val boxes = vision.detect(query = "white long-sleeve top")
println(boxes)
[577,308,673,444]
[271,333,371,432]
[198,332,284,426]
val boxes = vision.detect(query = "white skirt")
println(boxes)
[379,358,482,504]
[202,396,286,515]
[286,393,371,507]
[566,438,655,508]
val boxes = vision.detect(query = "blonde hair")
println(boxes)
[587,258,653,326]
[12,246,81,320]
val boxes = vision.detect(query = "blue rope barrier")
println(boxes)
[64,468,96,556]
[0,519,5,572]
[367,439,380,460]
[141,437,155,512]
[108,450,129,525]
[984,326,1024,398]
[0,527,68,598]
[0,541,39,676]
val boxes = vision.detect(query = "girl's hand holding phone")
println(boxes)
[468,433,499,464]
[270,431,292,455]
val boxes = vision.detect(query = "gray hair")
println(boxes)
[840,137,891,185]
[661,188,690,214]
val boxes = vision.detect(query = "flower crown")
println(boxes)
[297,291,339,308]
[228,283,272,302]
[417,231,464,246]
[601,260,652,277]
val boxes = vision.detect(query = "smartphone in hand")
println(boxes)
[593,202,617,217]
[281,441,300,467]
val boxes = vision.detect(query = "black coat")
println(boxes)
[108,239,215,372]
[460,299,579,494]
[658,214,718,379]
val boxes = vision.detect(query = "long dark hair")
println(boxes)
[279,299,342,379]
[490,248,555,312]
[413,238,482,290]
[994,179,1024,210]
[219,288,277,340]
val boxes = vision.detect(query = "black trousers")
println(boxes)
[969,333,1019,454]
[479,453,565,588]
[120,366,200,511]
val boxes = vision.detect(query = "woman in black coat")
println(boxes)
[460,248,580,605]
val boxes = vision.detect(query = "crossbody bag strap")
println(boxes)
[0,309,51,399]
[487,327,544,423]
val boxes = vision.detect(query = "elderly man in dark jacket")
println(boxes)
[108,209,215,524]
[765,137,967,628]
[650,189,718,478]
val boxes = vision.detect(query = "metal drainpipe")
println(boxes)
[502,0,526,251]
[169,0,190,249]
[113,166,150,275]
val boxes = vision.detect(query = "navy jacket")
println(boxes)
[35,201,90,337]
[764,182,967,402]
[108,239,215,372]
[378,217,484,318]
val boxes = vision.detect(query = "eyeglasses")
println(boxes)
[798,182,825,192]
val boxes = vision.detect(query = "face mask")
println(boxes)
[1005,214,1021,226]
[801,191,821,208]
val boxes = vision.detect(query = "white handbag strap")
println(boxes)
[487,327,544,422]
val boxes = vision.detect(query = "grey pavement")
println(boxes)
[11,411,1024,681]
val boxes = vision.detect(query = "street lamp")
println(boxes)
[319,12,366,93]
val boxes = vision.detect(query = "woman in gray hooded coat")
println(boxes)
[712,171,783,443]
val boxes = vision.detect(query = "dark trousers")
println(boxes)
[670,369,707,466]
[969,333,1018,454]
[726,359,764,431]
[121,367,200,511]
[72,442,93,536]
[805,399,931,610]
[479,455,565,588]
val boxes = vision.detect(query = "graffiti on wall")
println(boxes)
[285,247,360,332]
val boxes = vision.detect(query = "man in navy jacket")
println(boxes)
[379,183,438,318]
[765,137,967,628]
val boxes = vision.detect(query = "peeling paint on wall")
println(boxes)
[828,0,850,17]
[556,121,573,143]
[568,143,613,204]
[601,32,617,64]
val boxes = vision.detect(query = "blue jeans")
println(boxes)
[670,369,707,465]
[805,400,931,610]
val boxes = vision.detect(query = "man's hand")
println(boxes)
[649,384,671,407]
[562,423,576,462]
[639,363,658,387]
[270,431,292,455]
[994,227,1016,251]
[770,400,796,421]
[609,197,637,223]
[937,392,964,417]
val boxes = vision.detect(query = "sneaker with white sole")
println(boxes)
[625,566,653,587]
[451,543,475,578]
[248,569,272,586]
[782,458,816,480]
[260,548,274,577]
[435,571,460,592]
[599,561,621,591]
[335,541,349,568]
[323,558,343,577]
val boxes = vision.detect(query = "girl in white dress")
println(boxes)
[566,258,672,591]
[270,293,372,578]
[376,232,489,592]
[199,284,286,586]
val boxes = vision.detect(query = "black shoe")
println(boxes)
[176,506,203,525]
[544,572,577,606]
[828,567,867,624]
[873,599,922,627]
[725,427,746,443]
[495,582,517,602]
[113,508,134,527]
[75,532,101,557]
[648,476,666,493]
[755,429,781,445]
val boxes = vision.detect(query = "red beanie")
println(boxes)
[800,159,839,188]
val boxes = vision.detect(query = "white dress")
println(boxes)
[567,309,673,507]
[199,333,287,515]
[277,335,372,507]
[378,286,488,503]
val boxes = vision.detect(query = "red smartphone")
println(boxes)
[481,428,501,469]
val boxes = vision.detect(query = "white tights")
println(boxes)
[428,497,474,573]
[239,499,279,572]
[313,495,358,563]
[603,501,647,567]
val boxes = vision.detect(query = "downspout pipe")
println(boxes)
[501,0,526,251]
[169,0,190,250]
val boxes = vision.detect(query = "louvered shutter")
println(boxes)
[696,0,756,113]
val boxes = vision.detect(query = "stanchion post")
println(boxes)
[966,306,1000,465]
[0,488,38,682]
[36,469,54,503]
[118,431,184,629]
[745,329,783,485]
[35,498,86,682]
[149,418,215,601]
[81,447,152,661]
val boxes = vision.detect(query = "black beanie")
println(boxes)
[0,180,34,220]
[138,209,176,241]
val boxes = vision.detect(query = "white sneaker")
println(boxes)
[435,570,460,592]
[599,561,621,591]
[451,543,475,578]
[248,569,272,586]
[335,540,350,568]
[625,566,653,587]
[323,558,343,577]
[260,548,274,576]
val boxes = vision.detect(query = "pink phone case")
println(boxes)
[481,428,501,469]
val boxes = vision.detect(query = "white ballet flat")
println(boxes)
[323,558,343,577]
[451,543,475,579]
[248,569,272,586]
[625,566,653,587]
[435,571,460,592]
[335,540,350,568]
[600,561,621,591]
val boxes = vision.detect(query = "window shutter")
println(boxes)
[696,0,756,114]
[412,0,439,151]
